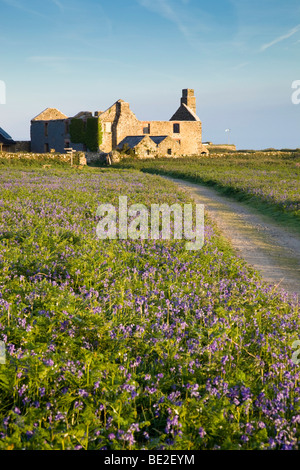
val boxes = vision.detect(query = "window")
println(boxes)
[167,149,172,155]
[105,122,112,133]
[173,123,180,134]
[143,123,150,134]
[147,149,151,155]
[44,122,49,137]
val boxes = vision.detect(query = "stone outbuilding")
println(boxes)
[150,135,181,157]
[31,108,68,153]
[117,134,181,158]
[0,127,16,152]
[117,135,157,158]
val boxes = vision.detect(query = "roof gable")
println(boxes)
[118,135,181,150]
[99,100,124,121]
[32,108,68,121]
[117,135,146,149]
[72,111,93,119]
[170,103,200,121]
[150,136,168,145]
[0,127,15,145]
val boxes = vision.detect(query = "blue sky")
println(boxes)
[0,0,299,149]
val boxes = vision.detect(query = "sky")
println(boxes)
[0,0,299,149]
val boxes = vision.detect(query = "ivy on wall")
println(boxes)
[69,118,103,152]
[69,119,85,144]
[85,118,103,152]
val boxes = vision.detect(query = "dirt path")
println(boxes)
[164,176,300,300]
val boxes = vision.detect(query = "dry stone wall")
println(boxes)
[0,151,87,165]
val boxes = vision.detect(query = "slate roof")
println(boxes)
[117,136,146,149]
[117,135,173,150]
[149,136,168,145]
[170,103,200,121]
[0,127,15,145]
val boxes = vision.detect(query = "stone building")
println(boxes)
[30,108,68,154]
[0,126,15,152]
[30,89,209,157]
[116,135,181,158]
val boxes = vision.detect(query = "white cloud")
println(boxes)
[137,0,187,35]
[27,55,136,68]
[231,61,250,70]
[28,56,66,62]
[136,0,209,45]
[260,24,300,51]
[50,0,64,11]
[136,0,241,57]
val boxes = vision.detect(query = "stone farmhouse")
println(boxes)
[30,89,209,158]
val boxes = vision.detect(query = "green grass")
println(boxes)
[114,152,300,232]
[0,164,299,450]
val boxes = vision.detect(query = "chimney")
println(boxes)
[181,89,196,114]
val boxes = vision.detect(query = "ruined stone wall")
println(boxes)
[206,144,237,152]
[31,120,66,153]
[142,120,202,156]
[98,100,141,153]
[84,152,107,164]
[174,121,202,155]
[98,102,119,153]
[156,136,181,157]
[133,136,157,159]
[114,102,141,148]
[99,122,113,154]
[0,151,86,165]
[10,141,31,152]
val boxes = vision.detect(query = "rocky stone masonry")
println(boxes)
[205,144,237,152]
[10,141,31,152]
[0,151,87,166]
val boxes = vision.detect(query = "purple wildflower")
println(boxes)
[43,358,54,367]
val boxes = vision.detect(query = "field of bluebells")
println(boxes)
[116,152,300,225]
[0,163,299,450]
